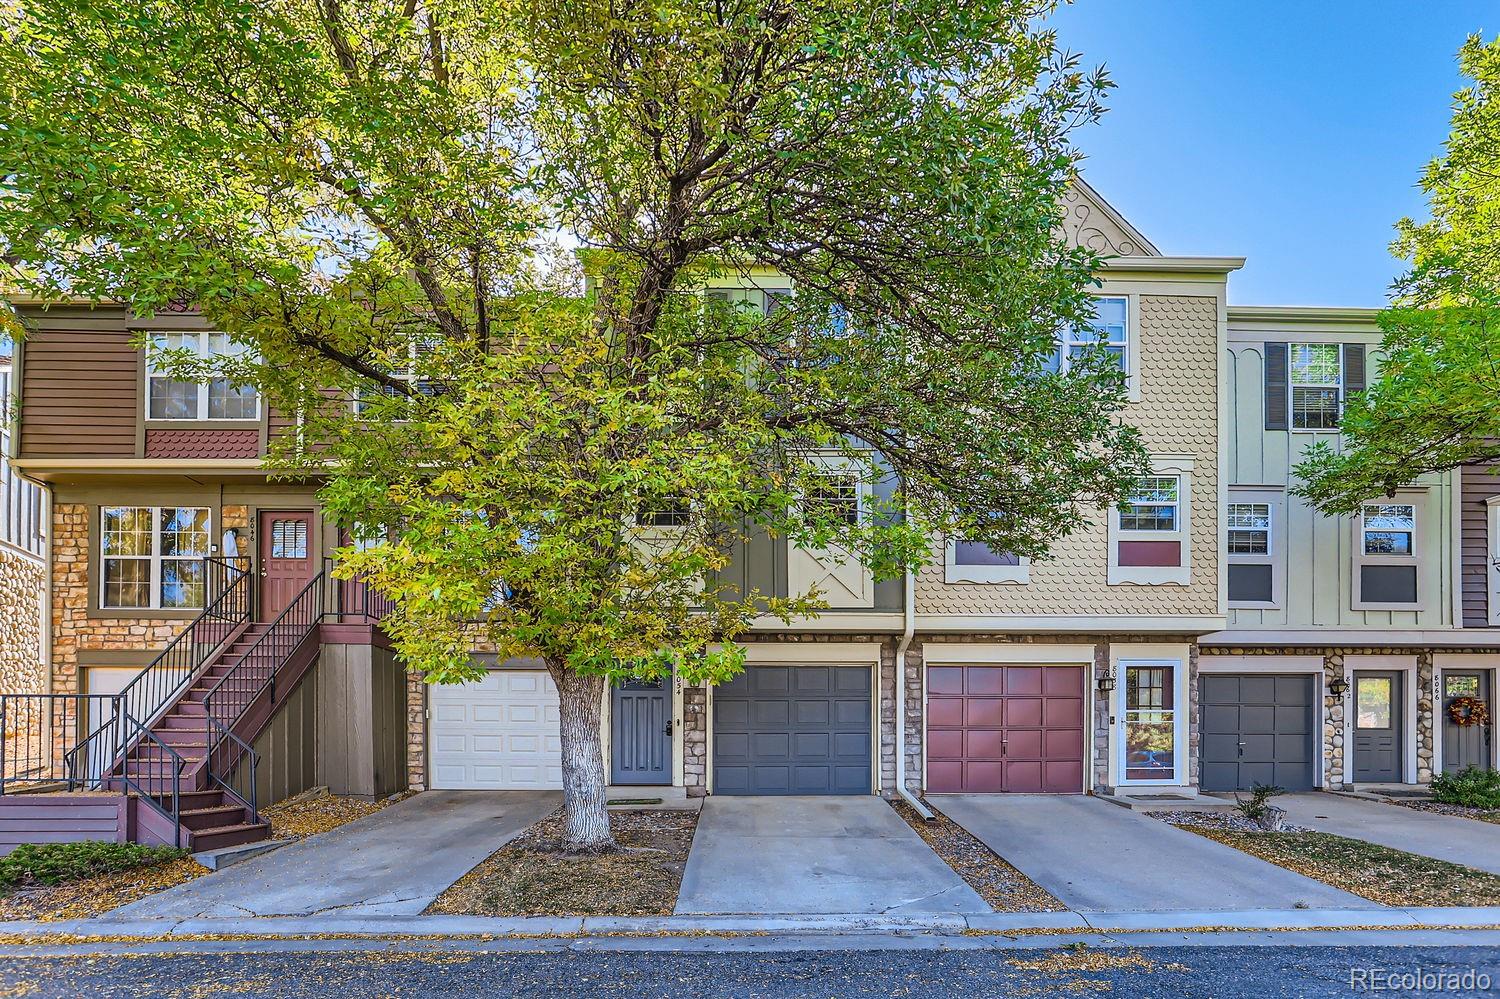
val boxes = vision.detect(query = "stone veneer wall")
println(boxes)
[0,544,44,696]
[406,669,428,791]
[682,685,707,796]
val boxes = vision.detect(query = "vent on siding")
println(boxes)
[1264,342,1288,431]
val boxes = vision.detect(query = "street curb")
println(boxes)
[2,905,1498,940]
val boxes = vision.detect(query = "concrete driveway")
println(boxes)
[675,796,988,915]
[933,795,1377,913]
[1275,792,1500,876]
[110,790,560,918]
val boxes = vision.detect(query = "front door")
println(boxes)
[257,511,315,621]
[611,677,672,785]
[1442,671,1493,774]
[1353,671,1404,782]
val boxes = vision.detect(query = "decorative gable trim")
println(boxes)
[1060,177,1161,257]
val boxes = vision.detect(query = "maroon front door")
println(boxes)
[258,511,315,621]
[926,664,1085,793]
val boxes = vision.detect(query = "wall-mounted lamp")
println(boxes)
[1096,674,1116,693]
[1328,676,1349,698]
[222,527,241,557]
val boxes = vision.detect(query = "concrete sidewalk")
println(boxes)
[111,790,560,918]
[675,796,989,915]
[1275,792,1500,875]
[932,794,1376,912]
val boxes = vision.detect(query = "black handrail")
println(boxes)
[205,716,259,825]
[113,712,184,849]
[1,694,118,791]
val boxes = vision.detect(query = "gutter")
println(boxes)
[893,561,933,820]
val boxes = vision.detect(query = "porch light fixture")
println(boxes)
[1096,674,1115,693]
[1328,676,1349,698]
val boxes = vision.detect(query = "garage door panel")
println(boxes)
[752,732,791,758]
[1203,705,1240,730]
[964,698,1003,727]
[1044,669,1083,696]
[1273,705,1308,733]
[1273,734,1309,760]
[1203,675,1241,701]
[1005,762,1043,792]
[751,701,790,727]
[833,700,869,726]
[1240,705,1275,733]
[967,761,1005,789]
[757,668,790,693]
[926,664,1085,794]
[715,732,749,756]
[716,700,750,727]
[1005,698,1043,727]
[1005,667,1043,696]
[928,667,965,696]
[1006,730,1043,758]
[965,730,1004,758]
[1200,673,1315,792]
[1044,761,1083,792]
[928,760,963,789]
[928,699,964,727]
[966,667,1005,695]
[792,732,830,757]
[1045,699,1084,729]
[1044,729,1083,758]
[793,700,829,725]
[1240,675,1277,702]
[430,670,564,790]
[928,729,963,758]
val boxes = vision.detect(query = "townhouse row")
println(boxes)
[4,181,1496,812]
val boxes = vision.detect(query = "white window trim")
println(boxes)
[145,331,261,422]
[1226,487,1283,610]
[943,539,1030,584]
[353,336,439,416]
[99,506,213,610]
[1288,342,1343,433]
[1487,497,1500,626]
[1108,456,1192,586]
[787,454,874,609]
[1351,490,1428,612]
[1055,294,1138,403]
[1112,652,1190,788]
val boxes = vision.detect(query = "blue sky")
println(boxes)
[1048,1,1495,306]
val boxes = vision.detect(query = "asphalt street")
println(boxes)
[0,945,1496,998]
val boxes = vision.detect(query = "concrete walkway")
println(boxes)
[1276,792,1500,876]
[110,790,560,918]
[675,796,989,916]
[933,795,1377,912]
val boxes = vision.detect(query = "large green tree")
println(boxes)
[0,0,1150,848]
[1297,35,1500,512]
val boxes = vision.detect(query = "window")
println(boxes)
[1118,476,1179,532]
[636,496,691,528]
[1227,503,1270,555]
[355,336,441,415]
[1354,495,1423,609]
[147,333,259,421]
[1226,492,1281,607]
[1050,296,1128,376]
[1109,461,1191,585]
[1120,662,1178,783]
[1289,343,1342,430]
[100,506,211,609]
[1355,676,1393,729]
[944,539,1029,584]
[1361,503,1415,556]
[805,472,860,527]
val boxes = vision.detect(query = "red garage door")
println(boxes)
[926,664,1085,793]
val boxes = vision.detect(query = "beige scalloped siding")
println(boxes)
[915,294,1220,617]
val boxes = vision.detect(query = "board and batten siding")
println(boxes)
[245,663,320,808]
[1226,341,1454,629]
[1460,463,1500,628]
[18,306,139,457]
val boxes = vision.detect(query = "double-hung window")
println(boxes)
[1051,296,1128,377]
[1226,494,1280,606]
[101,506,211,609]
[147,333,259,421]
[355,336,441,415]
[1109,462,1192,585]
[1118,476,1179,532]
[1289,344,1342,430]
[1354,498,1423,609]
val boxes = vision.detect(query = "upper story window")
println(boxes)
[101,506,211,609]
[1226,491,1280,608]
[147,333,259,421]
[1050,296,1128,376]
[1118,476,1179,532]
[804,471,861,527]
[1227,502,1270,555]
[1362,503,1415,556]
[1289,344,1342,430]
[1109,460,1191,586]
[355,336,441,415]
[636,496,692,528]
[944,539,1029,584]
[1353,496,1424,610]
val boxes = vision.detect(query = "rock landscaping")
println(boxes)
[426,808,698,917]
[1387,798,1500,825]
[891,800,1063,913]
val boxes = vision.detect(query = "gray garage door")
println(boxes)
[712,666,872,795]
[1201,674,1316,792]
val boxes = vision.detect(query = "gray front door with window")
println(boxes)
[1200,674,1316,791]
[712,665,871,795]
[611,678,672,785]
[1442,671,1493,774]
[1353,671,1403,782]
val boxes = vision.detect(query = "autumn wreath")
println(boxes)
[1447,696,1492,728]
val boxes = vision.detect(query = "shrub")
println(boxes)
[0,841,187,894]
[1430,767,1500,809]
[1234,783,1287,830]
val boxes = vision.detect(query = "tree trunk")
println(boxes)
[552,666,615,852]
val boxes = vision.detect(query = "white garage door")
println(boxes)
[429,670,563,789]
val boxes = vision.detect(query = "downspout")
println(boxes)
[894,559,933,820]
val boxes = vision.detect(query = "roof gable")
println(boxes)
[1060,177,1160,257]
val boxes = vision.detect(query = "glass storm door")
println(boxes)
[1122,663,1177,783]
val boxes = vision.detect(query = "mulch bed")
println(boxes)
[1387,799,1500,826]
[1148,809,1312,834]
[262,788,413,841]
[0,857,208,922]
[426,808,699,917]
[1167,824,1500,907]
[891,800,1064,913]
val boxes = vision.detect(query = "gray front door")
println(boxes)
[1200,674,1316,791]
[1442,671,1493,774]
[1353,671,1403,782]
[611,677,672,785]
[712,665,871,795]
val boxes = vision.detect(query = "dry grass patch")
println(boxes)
[891,800,1064,913]
[0,856,207,923]
[427,808,698,917]
[262,788,411,841]
[1178,826,1500,907]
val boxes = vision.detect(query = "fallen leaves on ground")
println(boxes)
[1176,826,1500,907]
[427,808,699,917]
[0,857,208,922]
[262,789,412,841]
[891,800,1064,913]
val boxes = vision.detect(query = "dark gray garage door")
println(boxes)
[1201,674,1316,791]
[712,666,872,795]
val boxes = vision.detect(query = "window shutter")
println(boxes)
[1264,342,1289,431]
[1343,343,1366,397]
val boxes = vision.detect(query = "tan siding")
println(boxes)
[246,662,320,807]
[1461,463,1499,628]
[19,307,139,457]
[914,294,1221,618]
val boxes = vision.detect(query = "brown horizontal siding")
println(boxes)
[1461,463,1500,627]
[18,306,139,457]
[0,795,126,856]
